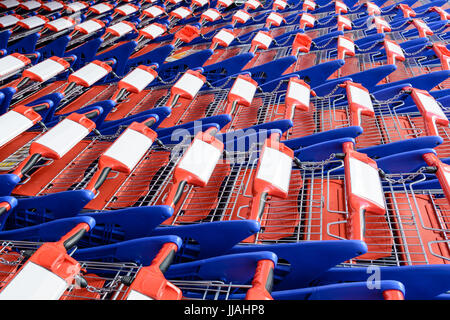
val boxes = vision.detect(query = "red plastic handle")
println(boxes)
[292,33,312,55]
[343,142,386,241]
[432,43,450,71]
[383,290,405,300]
[245,260,274,300]
[412,19,433,37]
[409,87,448,136]
[397,4,416,18]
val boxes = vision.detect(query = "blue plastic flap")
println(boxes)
[74,236,183,266]
[165,252,278,283]
[8,33,39,55]
[220,129,283,153]
[413,0,446,12]
[46,105,105,128]
[78,206,173,244]
[70,100,117,128]
[317,264,450,300]
[0,216,96,242]
[242,56,297,85]
[0,196,17,229]
[0,30,11,49]
[229,240,367,290]
[259,76,291,92]
[270,280,405,300]
[65,38,103,71]
[24,98,56,124]
[313,14,339,29]
[158,123,220,144]
[240,119,293,133]
[0,87,15,115]
[203,53,254,84]
[343,65,397,90]
[411,178,442,191]
[98,107,170,135]
[295,138,355,161]
[400,92,450,113]
[313,78,351,96]
[401,37,430,50]
[26,92,64,123]
[151,220,261,259]
[273,30,300,48]
[354,34,384,50]
[284,127,362,150]
[312,32,343,50]
[372,83,411,101]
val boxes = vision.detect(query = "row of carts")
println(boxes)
[0,0,448,300]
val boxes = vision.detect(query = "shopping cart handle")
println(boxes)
[0,216,96,243]
[83,109,101,119]
[59,222,92,250]
[152,220,261,259]
[319,264,450,300]
[166,251,278,284]
[89,167,112,193]
[294,138,355,162]
[143,116,157,128]
[31,102,52,112]
[0,205,9,216]
[375,148,437,174]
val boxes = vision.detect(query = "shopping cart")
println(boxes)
[0,223,279,300]
[0,117,268,254]
[234,142,450,267]
[0,216,95,299]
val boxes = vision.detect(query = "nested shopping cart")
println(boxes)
[3,58,119,111]
[0,230,403,300]
[252,79,450,153]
